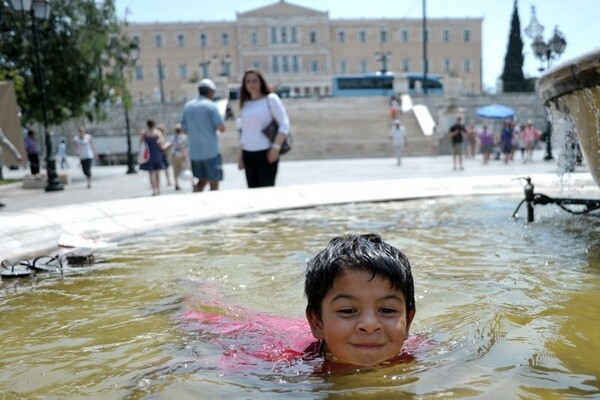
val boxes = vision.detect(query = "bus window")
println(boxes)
[332,73,395,97]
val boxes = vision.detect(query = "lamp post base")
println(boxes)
[126,153,136,174]
[45,158,64,192]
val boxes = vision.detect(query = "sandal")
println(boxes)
[1,259,32,278]
[20,255,63,273]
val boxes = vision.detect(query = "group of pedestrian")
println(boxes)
[499,119,542,164]
[22,126,98,187]
[137,69,292,196]
[174,69,292,195]
[447,115,542,169]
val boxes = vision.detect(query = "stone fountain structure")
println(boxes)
[538,49,600,187]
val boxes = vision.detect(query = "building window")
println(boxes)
[177,33,185,48]
[310,60,319,73]
[402,30,409,42]
[222,32,229,46]
[272,56,279,73]
[282,55,290,73]
[310,31,317,44]
[250,31,258,45]
[463,58,471,73]
[292,55,300,72]
[252,61,261,70]
[359,30,367,43]
[291,26,298,43]
[463,29,470,42]
[179,64,188,79]
[199,32,207,47]
[380,30,387,43]
[402,59,410,72]
[337,30,345,43]
[281,27,287,43]
[271,27,277,44]
[200,62,209,79]
[360,59,368,73]
[443,30,450,42]
[222,59,231,77]
[135,66,144,80]
[155,33,163,48]
[338,60,347,74]
[443,59,451,73]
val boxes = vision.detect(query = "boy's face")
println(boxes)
[306,269,415,366]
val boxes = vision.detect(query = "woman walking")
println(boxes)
[72,126,97,188]
[139,119,166,196]
[170,123,190,191]
[238,69,290,188]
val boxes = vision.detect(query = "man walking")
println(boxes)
[390,119,407,166]
[181,79,226,192]
[449,116,466,170]
[24,129,41,176]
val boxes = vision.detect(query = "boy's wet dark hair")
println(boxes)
[305,233,415,319]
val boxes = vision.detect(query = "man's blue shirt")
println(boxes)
[181,95,224,161]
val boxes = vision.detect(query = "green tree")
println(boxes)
[501,0,529,92]
[0,0,134,126]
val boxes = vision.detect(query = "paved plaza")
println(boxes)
[0,149,597,260]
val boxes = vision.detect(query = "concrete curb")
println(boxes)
[1,172,594,261]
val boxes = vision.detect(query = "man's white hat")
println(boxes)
[199,78,216,91]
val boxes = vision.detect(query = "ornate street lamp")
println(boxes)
[374,51,392,74]
[525,6,567,161]
[525,6,567,71]
[10,0,63,191]
[219,54,232,77]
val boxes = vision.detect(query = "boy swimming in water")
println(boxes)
[184,233,416,370]
[304,233,416,366]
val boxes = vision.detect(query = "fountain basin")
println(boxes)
[538,49,600,186]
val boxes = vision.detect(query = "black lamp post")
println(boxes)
[10,0,63,191]
[157,58,165,103]
[525,6,567,161]
[198,29,209,78]
[111,37,140,174]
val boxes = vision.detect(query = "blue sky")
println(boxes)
[115,0,600,92]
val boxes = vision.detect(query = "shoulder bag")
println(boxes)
[263,95,292,155]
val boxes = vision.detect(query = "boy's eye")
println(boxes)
[337,308,356,315]
[380,307,398,314]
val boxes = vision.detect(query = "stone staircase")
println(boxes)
[219,97,437,162]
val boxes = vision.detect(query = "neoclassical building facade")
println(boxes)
[124,0,482,103]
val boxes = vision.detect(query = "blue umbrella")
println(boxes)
[476,104,515,120]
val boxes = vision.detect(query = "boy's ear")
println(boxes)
[306,309,325,339]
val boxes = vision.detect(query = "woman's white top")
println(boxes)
[73,134,94,159]
[240,93,290,151]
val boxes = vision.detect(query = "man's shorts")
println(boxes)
[191,154,223,181]
[452,143,463,155]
